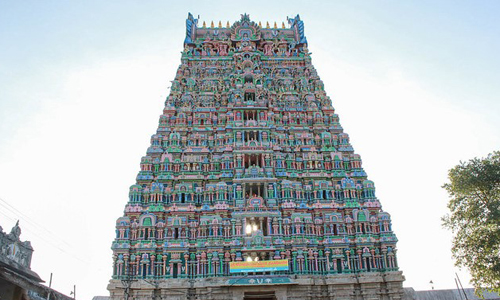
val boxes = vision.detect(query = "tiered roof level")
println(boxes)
[109,13,402,298]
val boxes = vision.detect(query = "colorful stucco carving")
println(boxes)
[110,13,400,285]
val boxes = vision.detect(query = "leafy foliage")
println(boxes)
[443,151,500,294]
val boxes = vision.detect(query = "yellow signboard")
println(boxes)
[229,259,289,273]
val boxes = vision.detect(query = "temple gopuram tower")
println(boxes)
[108,13,405,300]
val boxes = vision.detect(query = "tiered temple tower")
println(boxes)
[108,13,405,300]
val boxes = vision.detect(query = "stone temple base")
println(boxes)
[108,271,405,300]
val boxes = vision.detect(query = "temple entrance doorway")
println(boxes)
[243,291,277,300]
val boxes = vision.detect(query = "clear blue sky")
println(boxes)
[1,1,499,299]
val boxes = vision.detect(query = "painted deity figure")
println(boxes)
[263,43,274,56]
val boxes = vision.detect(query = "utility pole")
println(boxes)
[455,273,468,300]
[70,285,76,300]
[46,273,53,300]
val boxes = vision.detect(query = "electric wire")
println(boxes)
[0,196,72,248]
[0,196,90,264]
[0,209,16,222]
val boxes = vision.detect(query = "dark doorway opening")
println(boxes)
[243,291,276,300]
[173,263,178,278]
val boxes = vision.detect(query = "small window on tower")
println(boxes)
[244,75,253,84]
[245,217,268,236]
[245,92,255,101]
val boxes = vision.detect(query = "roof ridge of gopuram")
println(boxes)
[184,13,307,47]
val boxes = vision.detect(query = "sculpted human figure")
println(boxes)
[9,221,21,239]
[264,43,273,56]
[219,43,228,56]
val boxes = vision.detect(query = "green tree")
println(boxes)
[443,151,500,294]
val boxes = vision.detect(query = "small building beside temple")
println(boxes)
[0,221,72,300]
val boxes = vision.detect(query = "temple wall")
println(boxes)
[108,271,405,300]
